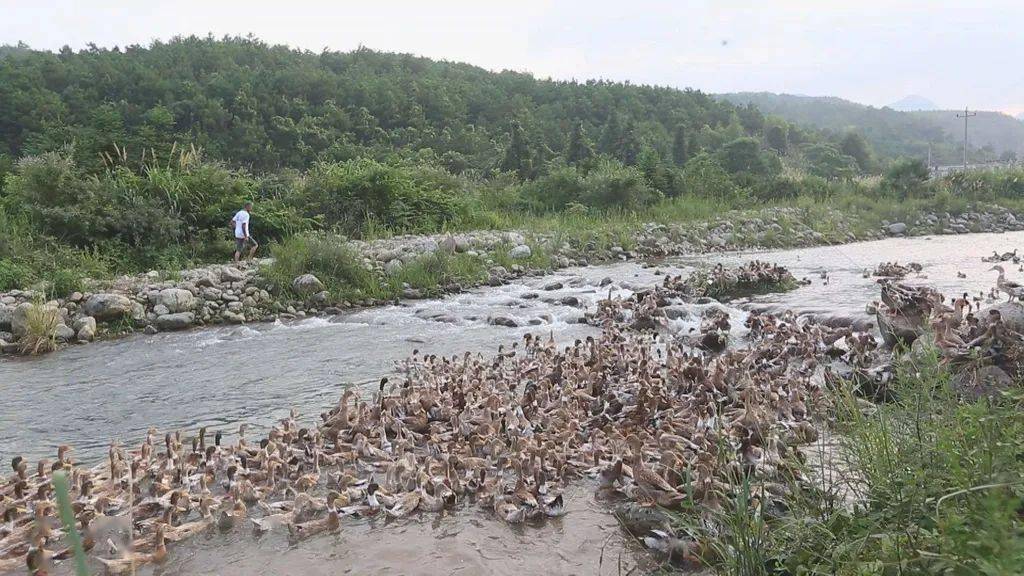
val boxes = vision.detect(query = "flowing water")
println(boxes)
[2,231,1022,575]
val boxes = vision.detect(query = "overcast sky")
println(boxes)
[2,0,1021,115]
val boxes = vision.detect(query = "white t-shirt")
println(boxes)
[233,209,250,239]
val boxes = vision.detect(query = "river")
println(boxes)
[1,230,1020,574]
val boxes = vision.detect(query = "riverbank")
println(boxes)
[1,201,1022,355]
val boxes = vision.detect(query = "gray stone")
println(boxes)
[488,316,519,328]
[980,302,1024,334]
[292,274,325,296]
[310,291,330,305]
[887,222,908,235]
[508,245,532,260]
[144,325,159,335]
[156,312,194,331]
[74,316,97,342]
[439,236,457,253]
[152,304,170,316]
[201,287,223,301]
[83,293,134,321]
[220,267,245,283]
[158,288,195,313]
[560,296,581,307]
[951,365,1014,400]
[543,282,563,291]
[55,323,76,343]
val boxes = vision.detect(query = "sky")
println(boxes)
[2,0,1021,115]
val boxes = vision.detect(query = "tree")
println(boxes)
[672,124,689,167]
[839,131,874,173]
[801,143,857,180]
[766,124,788,155]
[565,121,594,167]
[598,114,623,157]
[618,119,641,165]
[883,158,930,199]
[500,120,534,179]
[716,137,779,177]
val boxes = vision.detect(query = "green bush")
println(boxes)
[300,159,461,235]
[579,159,661,210]
[264,233,380,300]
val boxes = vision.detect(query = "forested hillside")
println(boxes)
[2,36,1019,295]
[719,92,1021,164]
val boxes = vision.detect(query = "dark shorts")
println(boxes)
[235,237,258,252]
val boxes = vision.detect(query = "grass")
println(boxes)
[17,302,60,355]
[666,351,1024,575]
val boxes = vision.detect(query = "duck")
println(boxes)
[990,265,1024,301]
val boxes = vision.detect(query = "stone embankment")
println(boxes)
[1,205,1022,354]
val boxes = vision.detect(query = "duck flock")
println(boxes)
[1,260,1019,574]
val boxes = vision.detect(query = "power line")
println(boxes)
[955,107,977,171]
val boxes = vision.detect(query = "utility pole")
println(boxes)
[956,107,976,171]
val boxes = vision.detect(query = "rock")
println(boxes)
[156,288,195,313]
[10,302,34,338]
[887,222,908,235]
[55,323,76,343]
[488,266,509,279]
[144,325,159,335]
[543,282,564,291]
[83,293,134,321]
[201,287,223,301]
[68,292,84,303]
[439,236,457,254]
[980,302,1024,334]
[951,365,1014,400]
[152,304,170,316]
[876,309,925,347]
[560,296,581,307]
[156,312,194,331]
[454,237,471,253]
[599,277,613,287]
[222,310,246,324]
[401,288,423,300]
[310,291,330,305]
[488,316,519,328]
[508,245,532,260]
[0,304,11,331]
[220,267,245,283]
[385,259,404,275]
[74,316,97,342]
[292,274,325,296]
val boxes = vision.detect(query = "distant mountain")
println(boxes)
[889,94,938,111]
[717,92,1021,163]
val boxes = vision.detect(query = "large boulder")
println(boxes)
[10,302,35,338]
[292,274,325,296]
[54,323,76,343]
[887,222,908,236]
[83,293,134,321]
[158,288,195,314]
[951,365,1014,400]
[219,266,245,283]
[980,302,1024,333]
[156,312,195,331]
[508,245,532,260]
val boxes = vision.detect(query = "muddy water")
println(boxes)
[3,230,1023,575]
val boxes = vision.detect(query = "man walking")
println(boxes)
[231,201,259,261]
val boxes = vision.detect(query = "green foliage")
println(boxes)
[299,158,461,235]
[680,153,739,200]
[800,142,858,180]
[264,233,379,300]
[716,137,781,178]
[883,158,930,199]
[578,158,661,210]
[839,131,874,172]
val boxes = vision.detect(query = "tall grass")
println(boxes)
[17,302,60,355]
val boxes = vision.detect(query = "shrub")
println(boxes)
[18,303,59,355]
[265,233,379,300]
[299,159,461,235]
[579,159,661,210]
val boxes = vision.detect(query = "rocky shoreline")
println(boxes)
[2,204,1022,355]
